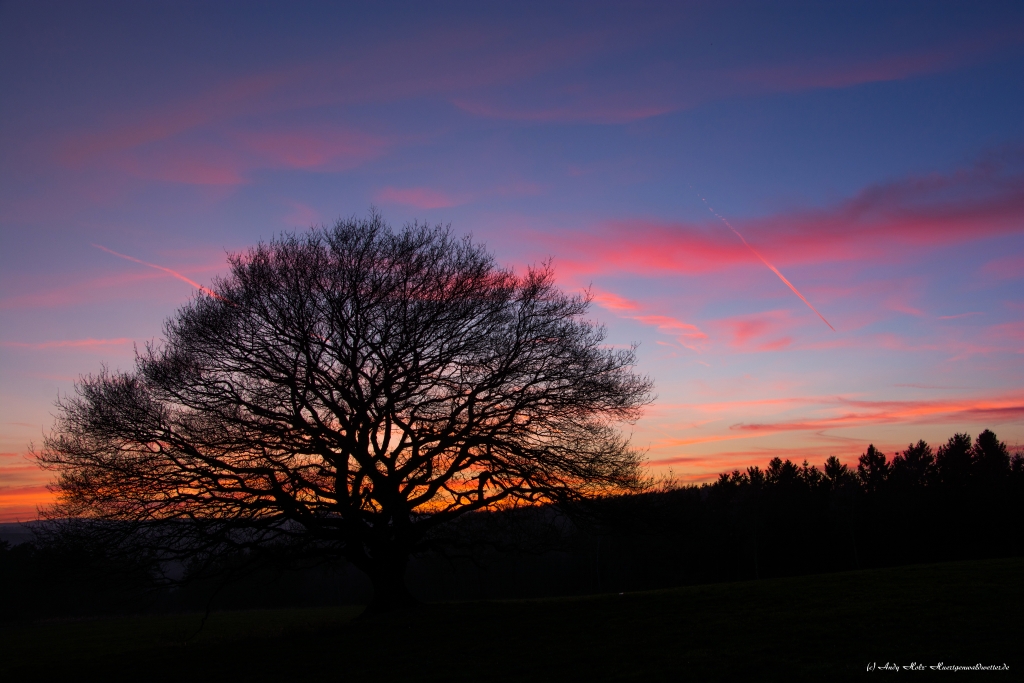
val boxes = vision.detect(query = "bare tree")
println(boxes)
[36,213,653,612]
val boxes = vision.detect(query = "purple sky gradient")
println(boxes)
[2,0,1023,520]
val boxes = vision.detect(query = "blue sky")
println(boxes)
[2,0,1023,518]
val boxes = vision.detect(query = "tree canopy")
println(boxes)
[36,213,653,610]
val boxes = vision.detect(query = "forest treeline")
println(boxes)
[581,428,1023,592]
[2,429,1022,621]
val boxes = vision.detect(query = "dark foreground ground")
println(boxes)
[2,558,1020,682]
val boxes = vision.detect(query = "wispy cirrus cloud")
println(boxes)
[115,147,246,186]
[729,27,1019,94]
[937,312,984,320]
[1,338,132,350]
[638,390,1024,481]
[0,459,54,522]
[233,127,390,171]
[374,186,466,210]
[0,463,50,487]
[452,97,675,125]
[649,442,878,481]
[451,24,1024,124]
[0,485,54,523]
[0,270,167,310]
[990,321,1024,346]
[731,393,1024,435]
[373,179,543,211]
[0,248,228,311]
[282,201,322,228]
[48,16,1022,189]
[51,27,602,179]
[981,254,1024,280]
[102,124,394,187]
[656,444,863,466]
[58,68,302,166]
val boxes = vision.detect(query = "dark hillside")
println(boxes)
[2,558,1019,682]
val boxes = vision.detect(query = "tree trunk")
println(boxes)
[362,554,416,616]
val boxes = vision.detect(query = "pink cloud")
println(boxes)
[589,288,1003,358]
[981,254,1024,280]
[633,314,708,347]
[549,222,742,279]
[534,153,1024,285]
[590,288,706,349]
[375,186,465,210]
[705,204,836,331]
[590,290,640,312]
[282,201,321,228]
[721,312,796,351]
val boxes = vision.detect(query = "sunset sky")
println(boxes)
[2,1,1023,521]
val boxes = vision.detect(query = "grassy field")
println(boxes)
[2,558,1020,681]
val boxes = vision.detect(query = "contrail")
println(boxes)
[93,244,226,301]
[692,189,835,331]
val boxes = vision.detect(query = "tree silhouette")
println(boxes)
[856,444,889,494]
[890,440,935,489]
[972,430,1011,482]
[35,214,652,612]
[823,455,853,490]
[823,455,860,568]
[936,433,973,488]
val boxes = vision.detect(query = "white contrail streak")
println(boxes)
[692,190,835,332]
[93,244,227,301]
